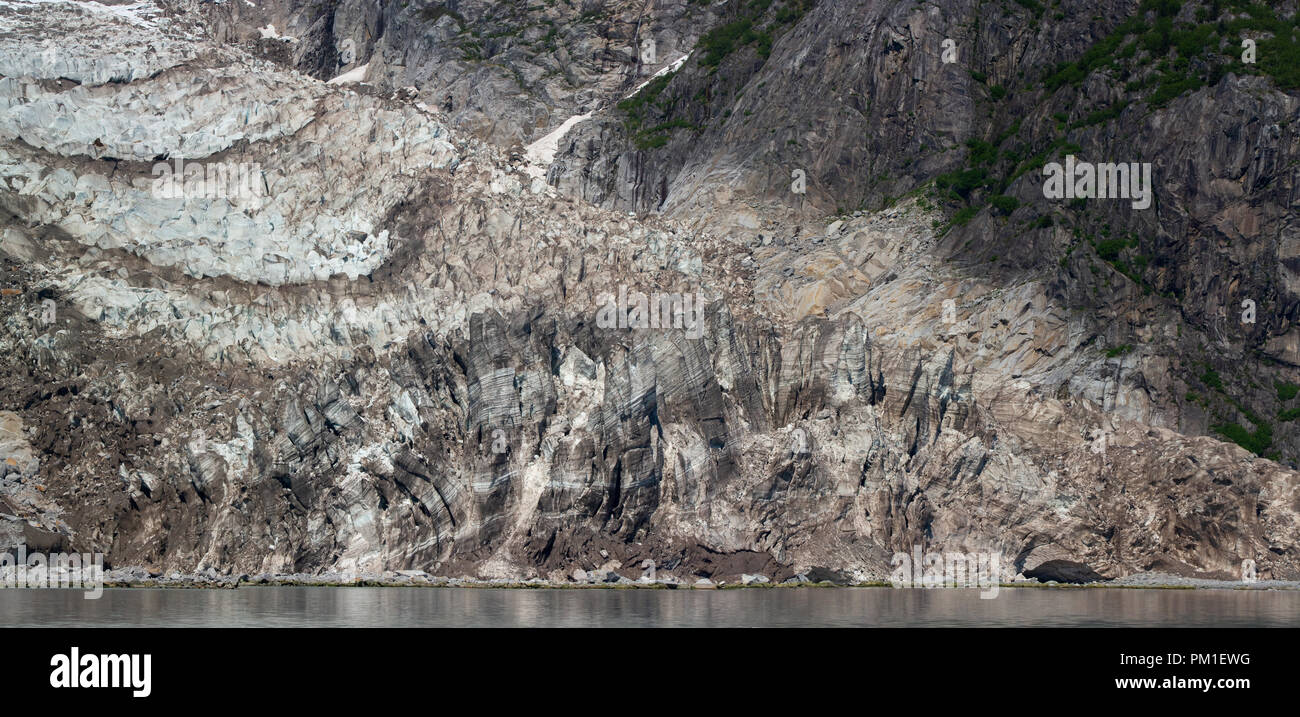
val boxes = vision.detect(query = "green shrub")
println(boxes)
[965,139,998,165]
[1095,238,1128,260]
[1201,367,1224,391]
[1213,419,1273,455]
[1013,0,1044,15]
[951,206,980,225]
[1073,101,1129,127]
[1149,72,1205,107]
[616,71,675,132]
[936,168,990,199]
[697,0,814,68]
[1140,0,1181,19]
[989,194,1020,214]
[699,18,757,66]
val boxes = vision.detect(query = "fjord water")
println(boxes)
[2,587,1298,627]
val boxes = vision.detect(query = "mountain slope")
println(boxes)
[0,0,1297,583]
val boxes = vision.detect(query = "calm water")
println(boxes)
[2,587,1298,627]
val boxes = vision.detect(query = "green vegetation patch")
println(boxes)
[1213,417,1273,455]
[619,0,815,151]
[1044,0,1300,110]
[697,0,815,68]
[617,71,674,121]
[1211,388,1275,455]
[1200,365,1224,391]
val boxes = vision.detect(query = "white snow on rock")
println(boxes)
[520,53,692,180]
[522,112,592,179]
[258,23,295,42]
[623,52,691,99]
[327,63,369,85]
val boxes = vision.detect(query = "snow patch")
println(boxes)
[327,62,369,85]
[519,53,691,181]
[624,52,692,99]
[258,24,296,42]
[522,112,592,179]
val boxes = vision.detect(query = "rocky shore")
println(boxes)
[4,1,1300,587]
[96,568,1300,592]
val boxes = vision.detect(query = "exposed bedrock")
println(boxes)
[0,0,1297,584]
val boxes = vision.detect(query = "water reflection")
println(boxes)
[1,587,1297,627]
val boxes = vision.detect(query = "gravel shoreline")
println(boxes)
[91,568,1300,591]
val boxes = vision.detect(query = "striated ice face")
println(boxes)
[0,11,460,288]
[0,1,191,86]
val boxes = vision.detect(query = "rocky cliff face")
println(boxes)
[196,0,722,147]
[1,0,1297,584]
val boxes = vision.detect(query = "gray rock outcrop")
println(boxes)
[0,0,1297,585]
